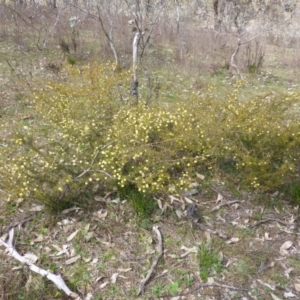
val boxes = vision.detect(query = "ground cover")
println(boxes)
[1,35,300,300]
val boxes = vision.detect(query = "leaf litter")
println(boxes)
[1,186,300,299]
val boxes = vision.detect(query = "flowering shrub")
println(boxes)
[101,84,300,193]
[1,64,299,209]
[0,63,130,209]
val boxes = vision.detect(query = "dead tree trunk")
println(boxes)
[131,32,140,104]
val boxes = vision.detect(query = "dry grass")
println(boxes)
[1,187,300,300]
[1,4,300,299]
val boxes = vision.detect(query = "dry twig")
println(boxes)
[137,226,163,295]
[194,282,248,291]
[249,218,290,228]
[194,222,227,239]
[212,200,240,212]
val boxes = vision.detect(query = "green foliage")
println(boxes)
[119,184,157,228]
[151,282,164,297]
[128,190,157,219]
[67,56,77,65]
[290,183,300,204]
[101,81,300,193]
[163,281,182,296]
[1,62,300,209]
[197,242,223,282]
[0,63,130,209]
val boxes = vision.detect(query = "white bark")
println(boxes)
[131,31,140,100]
[0,229,80,299]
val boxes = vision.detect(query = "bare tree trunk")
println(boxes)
[174,0,180,33]
[230,36,242,78]
[131,32,140,103]
[95,2,120,69]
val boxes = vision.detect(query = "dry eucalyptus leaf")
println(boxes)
[294,283,300,292]
[212,205,221,212]
[280,241,293,255]
[232,203,239,209]
[225,237,239,244]
[284,291,296,298]
[270,293,283,300]
[43,246,52,253]
[61,207,80,214]
[184,197,193,204]
[99,281,109,289]
[167,253,177,258]
[84,223,90,233]
[25,273,32,291]
[218,251,224,262]
[100,240,113,247]
[92,184,99,192]
[95,276,106,282]
[169,195,181,204]
[52,244,62,252]
[281,241,293,250]
[157,198,163,210]
[265,232,272,240]
[180,246,197,258]
[94,195,103,202]
[67,229,79,242]
[284,267,293,279]
[83,257,91,263]
[32,234,43,243]
[175,209,183,219]
[24,253,39,264]
[1,233,8,243]
[84,232,94,242]
[196,173,205,180]
[65,255,81,265]
[118,268,132,273]
[257,279,275,291]
[92,258,98,264]
[111,198,120,204]
[205,231,211,242]
[207,277,214,284]
[95,210,108,219]
[29,205,44,212]
[216,193,224,203]
[181,189,198,196]
[16,198,24,204]
[111,273,119,283]
[85,293,93,300]
[61,219,71,225]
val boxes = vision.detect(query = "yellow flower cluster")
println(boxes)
[1,64,300,207]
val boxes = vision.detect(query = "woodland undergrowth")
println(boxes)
[1,63,299,210]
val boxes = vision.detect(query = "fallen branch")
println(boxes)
[163,282,247,297]
[5,213,36,233]
[193,282,248,291]
[249,218,290,228]
[137,226,163,295]
[0,229,80,299]
[212,200,240,212]
[180,283,248,296]
[187,203,227,239]
[194,222,227,239]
